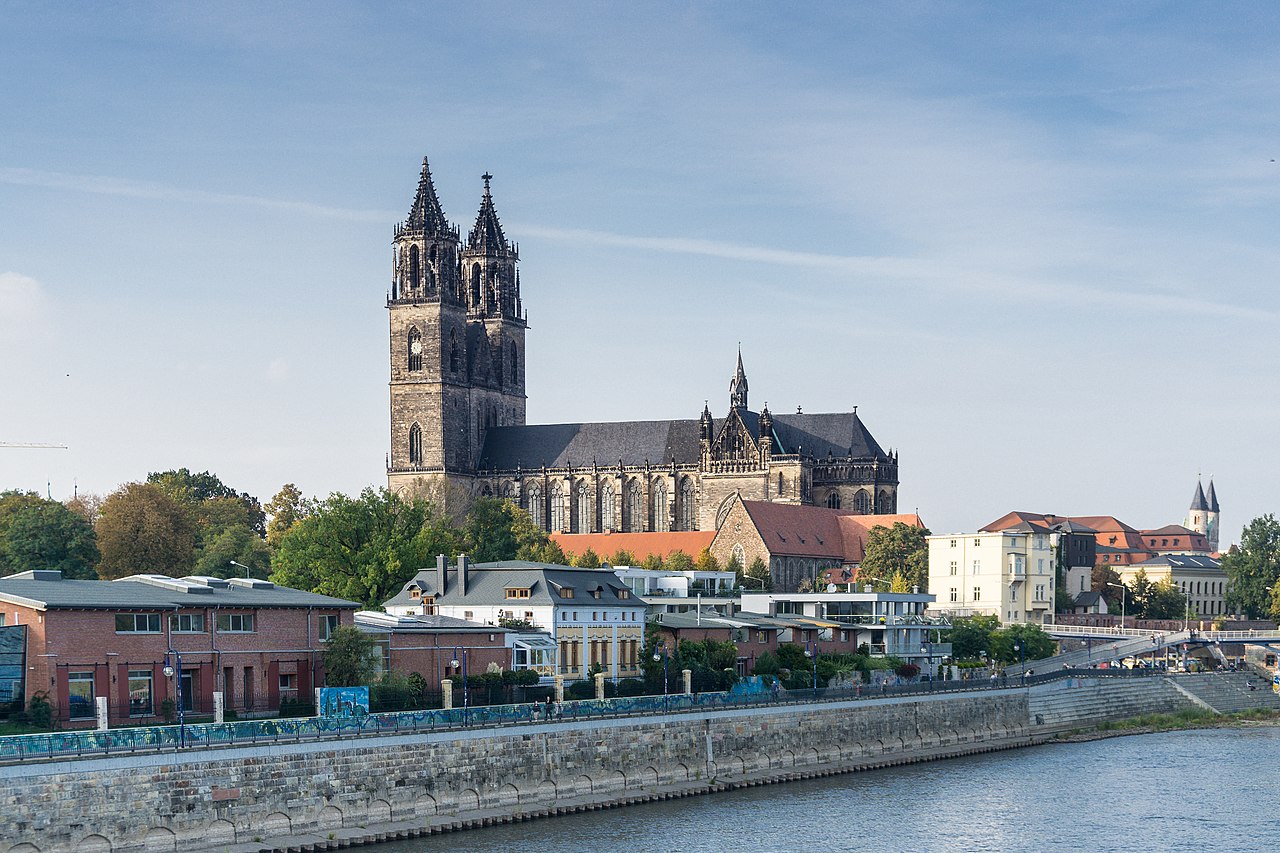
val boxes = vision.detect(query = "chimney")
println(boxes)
[457,554,469,597]
[436,554,447,595]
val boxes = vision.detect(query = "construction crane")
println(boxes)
[0,441,68,449]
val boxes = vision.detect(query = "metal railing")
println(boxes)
[0,668,1164,765]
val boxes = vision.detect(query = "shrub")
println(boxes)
[752,651,781,676]
[617,678,647,696]
[894,662,920,679]
[25,692,53,729]
[566,679,595,699]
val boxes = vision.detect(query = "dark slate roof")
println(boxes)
[383,561,636,609]
[0,571,359,611]
[477,411,887,470]
[354,611,512,635]
[1074,591,1105,607]
[1130,554,1222,570]
[1207,480,1220,513]
[1190,481,1209,511]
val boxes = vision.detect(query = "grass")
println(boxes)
[0,721,46,737]
[1082,707,1280,736]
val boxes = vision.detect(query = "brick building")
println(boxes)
[353,611,520,686]
[384,157,900,529]
[0,570,357,726]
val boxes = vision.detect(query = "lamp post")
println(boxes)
[1107,581,1128,630]
[1014,641,1025,683]
[803,641,818,691]
[450,646,469,709]
[921,642,934,690]
[163,648,186,748]
[653,645,669,696]
[228,559,254,579]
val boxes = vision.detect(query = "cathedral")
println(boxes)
[386,157,900,531]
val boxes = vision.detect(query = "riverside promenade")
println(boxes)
[2,670,1275,853]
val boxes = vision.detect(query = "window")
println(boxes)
[826,492,841,509]
[409,422,423,465]
[550,482,565,532]
[679,477,696,530]
[973,587,981,601]
[279,673,297,692]
[973,538,981,547]
[949,561,957,576]
[217,613,256,633]
[407,326,423,372]
[618,589,630,600]
[318,614,339,640]
[600,481,616,531]
[449,330,459,372]
[1035,584,1046,601]
[972,560,981,574]
[68,671,95,720]
[409,244,420,288]
[949,588,958,602]
[128,670,153,717]
[526,482,543,529]
[505,588,531,599]
[949,539,957,548]
[625,480,643,532]
[576,481,591,533]
[410,588,421,599]
[115,613,161,633]
[651,480,668,532]
[854,490,872,514]
[169,613,205,633]
[509,341,519,384]
[559,587,575,599]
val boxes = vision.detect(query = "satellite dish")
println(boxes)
[826,583,837,593]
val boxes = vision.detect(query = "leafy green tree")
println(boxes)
[694,548,721,573]
[666,550,694,571]
[605,549,637,566]
[1092,564,1121,594]
[147,468,264,534]
[860,522,931,592]
[1054,546,1076,613]
[726,554,744,585]
[1222,515,1280,618]
[323,626,379,687]
[0,491,99,578]
[1142,579,1188,620]
[95,483,196,579]
[270,488,453,607]
[640,553,664,570]
[461,497,547,562]
[752,650,780,676]
[265,483,310,548]
[948,615,999,660]
[990,623,1056,664]
[194,525,271,578]
[521,538,568,565]
[572,547,602,568]
[746,556,771,590]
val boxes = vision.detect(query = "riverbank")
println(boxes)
[1055,706,1280,742]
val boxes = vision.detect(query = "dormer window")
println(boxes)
[410,588,421,599]
[505,588,531,600]
[592,588,602,599]
[559,588,575,599]
[617,589,630,600]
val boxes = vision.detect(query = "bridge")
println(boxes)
[1006,624,1280,676]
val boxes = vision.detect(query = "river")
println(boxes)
[368,727,1280,852]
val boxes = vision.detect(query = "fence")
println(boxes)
[0,668,1163,765]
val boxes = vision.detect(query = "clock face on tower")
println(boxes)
[410,339,423,355]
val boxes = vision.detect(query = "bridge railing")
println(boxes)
[0,668,1156,765]
[1043,624,1161,639]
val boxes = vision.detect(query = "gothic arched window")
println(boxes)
[651,480,669,532]
[470,264,482,307]
[679,477,696,531]
[826,492,841,510]
[550,482,565,532]
[625,480,643,532]
[576,482,591,533]
[876,490,892,514]
[854,489,872,514]
[449,330,460,373]
[600,482,616,531]
[409,245,420,290]
[510,342,519,384]
[778,473,785,496]
[732,543,746,568]
[407,326,423,372]
[408,422,423,465]
[526,482,543,529]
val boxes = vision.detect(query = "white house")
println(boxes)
[927,527,1058,624]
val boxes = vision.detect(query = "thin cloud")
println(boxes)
[0,167,395,222]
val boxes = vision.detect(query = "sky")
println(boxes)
[1,2,1276,542]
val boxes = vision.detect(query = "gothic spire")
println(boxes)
[403,156,451,236]
[729,347,749,410]
[465,172,514,256]
[1206,480,1219,513]
[1190,480,1208,511]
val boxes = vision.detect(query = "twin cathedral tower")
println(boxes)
[387,157,899,532]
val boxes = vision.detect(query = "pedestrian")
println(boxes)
[544,694,554,719]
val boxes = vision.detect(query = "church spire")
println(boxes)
[402,155,451,236]
[729,347,749,410]
[465,172,514,256]
[1190,480,1208,511]
[1206,479,1219,513]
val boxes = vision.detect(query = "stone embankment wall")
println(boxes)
[0,678,1200,853]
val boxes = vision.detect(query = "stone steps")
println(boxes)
[1172,673,1280,714]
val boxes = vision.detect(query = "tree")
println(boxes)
[1222,515,1280,618]
[322,625,379,687]
[990,623,1056,664]
[64,493,104,526]
[666,551,695,571]
[270,488,453,607]
[147,468,265,534]
[1142,580,1188,620]
[948,615,999,660]
[859,522,931,592]
[95,483,197,579]
[640,553,664,570]
[265,483,310,548]
[0,491,99,578]
[694,548,721,573]
[460,497,545,563]
[572,548,601,568]
[746,556,770,590]
[194,525,271,578]
[1092,564,1121,595]
[606,549,637,567]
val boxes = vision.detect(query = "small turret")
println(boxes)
[729,348,749,410]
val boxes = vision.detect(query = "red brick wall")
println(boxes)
[385,631,510,685]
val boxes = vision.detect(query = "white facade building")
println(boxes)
[927,530,1058,624]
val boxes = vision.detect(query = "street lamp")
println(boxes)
[1013,641,1025,682]
[450,646,469,708]
[163,648,186,748]
[921,642,934,690]
[228,560,254,579]
[653,644,669,696]
[1107,581,1128,630]
[803,642,818,691]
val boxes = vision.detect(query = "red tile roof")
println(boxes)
[738,502,925,563]
[550,530,715,561]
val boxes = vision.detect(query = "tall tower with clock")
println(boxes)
[386,157,527,507]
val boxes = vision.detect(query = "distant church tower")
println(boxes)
[387,158,527,507]
[1185,479,1221,552]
